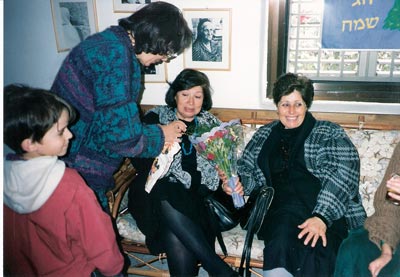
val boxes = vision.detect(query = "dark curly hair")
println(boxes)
[165,69,213,111]
[272,72,314,108]
[119,1,192,56]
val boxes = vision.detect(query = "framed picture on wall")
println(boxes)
[144,64,167,83]
[112,0,154,13]
[183,9,231,71]
[51,0,98,52]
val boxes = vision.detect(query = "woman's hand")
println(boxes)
[297,216,327,247]
[160,121,186,144]
[368,243,393,277]
[386,173,400,201]
[216,166,244,196]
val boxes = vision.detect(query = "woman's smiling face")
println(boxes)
[276,90,307,129]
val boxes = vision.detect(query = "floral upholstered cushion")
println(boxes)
[345,129,400,216]
[214,225,264,260]
[117,213,146,243]
[116,211,263,259]
[116,127,400,260]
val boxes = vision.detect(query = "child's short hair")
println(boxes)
[4,84,76,154]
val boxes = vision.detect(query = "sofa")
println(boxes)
[113,107,400,274]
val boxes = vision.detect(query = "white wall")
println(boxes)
[4,1,68,88]
[4,0,400,114]
[4,0,268,109]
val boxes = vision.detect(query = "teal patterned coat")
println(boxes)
[51,26,164,206]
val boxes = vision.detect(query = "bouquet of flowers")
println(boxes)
[189,119,245,208]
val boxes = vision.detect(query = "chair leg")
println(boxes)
[125,251,169,277]
[126,267,170,277]
[249,268,262,277]
[126,251,167,269]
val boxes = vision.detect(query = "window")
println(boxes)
[267,0,400,103]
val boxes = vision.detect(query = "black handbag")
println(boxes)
[239,185,274,277]
[205,186,242,256]
[205,185,274,276]
[205,186,242,232]
[206,198,241,231]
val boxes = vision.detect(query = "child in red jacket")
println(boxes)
[3,84,124,276]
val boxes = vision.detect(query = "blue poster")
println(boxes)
[322,0,400,49]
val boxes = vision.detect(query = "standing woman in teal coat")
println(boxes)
[51,2,192,209]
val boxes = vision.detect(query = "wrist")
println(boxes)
[381,252,392,257]
[312,213,328,227]
[381,241,393,256]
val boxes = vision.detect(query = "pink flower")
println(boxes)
[214,130,225,138]
[207,153,215,160]
[198,142,206,151]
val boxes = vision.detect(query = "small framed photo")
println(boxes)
[143,64,167,83]
[113,0,154,13]
[51,0,98,52]
[183,9,231,71]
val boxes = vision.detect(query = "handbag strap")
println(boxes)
[205,199,229,257]
[239,186,274,277]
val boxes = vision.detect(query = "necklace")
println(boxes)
[180,117,197,156]
[181,138,193,156]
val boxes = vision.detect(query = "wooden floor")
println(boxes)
[126,252,263,277]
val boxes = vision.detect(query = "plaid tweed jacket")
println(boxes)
[238,116,366,230]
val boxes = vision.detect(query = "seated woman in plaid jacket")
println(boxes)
[237,73,366,277]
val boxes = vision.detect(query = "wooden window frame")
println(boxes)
[266,0,400,104]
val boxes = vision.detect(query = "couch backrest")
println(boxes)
[141,105,400,216]
[346,129,400,215]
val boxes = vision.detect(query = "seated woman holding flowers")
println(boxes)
[235,72,366,277]
[128,68,239,276]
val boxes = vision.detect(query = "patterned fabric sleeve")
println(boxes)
[306,121,366,229]
[238,122,276,195]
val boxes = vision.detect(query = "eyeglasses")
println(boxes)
[163,52,178,62]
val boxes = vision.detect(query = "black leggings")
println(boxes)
[160,200,236,277]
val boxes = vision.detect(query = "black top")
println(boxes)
[257,114,347,240]
[128,112,213,254]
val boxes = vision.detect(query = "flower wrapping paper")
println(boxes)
[190,119,245,208]
[145,142,181,193]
